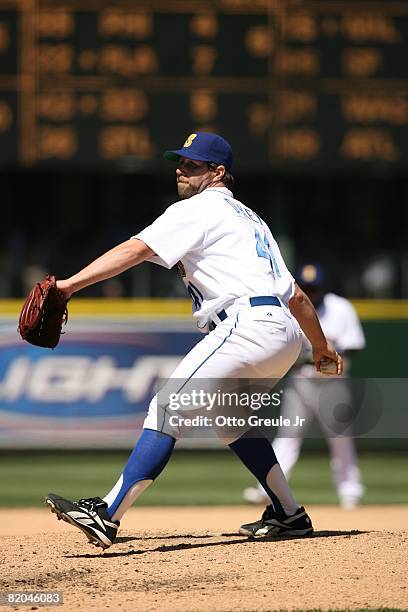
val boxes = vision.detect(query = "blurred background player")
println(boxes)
[243,263,366,509]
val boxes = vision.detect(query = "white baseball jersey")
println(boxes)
[134,187,295,330]
[295,292,366,378]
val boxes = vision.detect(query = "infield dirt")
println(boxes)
[1,506,407,611]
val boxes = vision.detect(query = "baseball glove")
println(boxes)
[18,275,69,349]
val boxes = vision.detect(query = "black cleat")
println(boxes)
[239,505,313,538]
[45,493,119,550]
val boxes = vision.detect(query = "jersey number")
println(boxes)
[255,228,281,278]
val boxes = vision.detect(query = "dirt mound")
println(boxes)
[1,506,407,611]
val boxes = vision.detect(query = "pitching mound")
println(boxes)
[1,506,407,611]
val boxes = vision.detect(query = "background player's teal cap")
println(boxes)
[164,132,233,172]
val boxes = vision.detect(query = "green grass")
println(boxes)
[0,450,407,507]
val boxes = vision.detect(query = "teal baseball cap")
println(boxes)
[164,132,233,172]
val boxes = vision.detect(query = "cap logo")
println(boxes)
[302,265,317,283]
[183,133,197,148]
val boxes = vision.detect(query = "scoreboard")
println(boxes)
[1,0,408,168]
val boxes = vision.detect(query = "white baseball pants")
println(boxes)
[143,305,303,441]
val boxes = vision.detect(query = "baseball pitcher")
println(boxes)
[43,132,342,549]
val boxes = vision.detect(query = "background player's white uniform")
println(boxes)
[245,292,366,508]
[135,187,303,439]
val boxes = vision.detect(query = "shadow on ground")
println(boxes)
[67,530,367,559]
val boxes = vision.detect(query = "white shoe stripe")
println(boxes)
[90,512,107,532]
[264,519,289,529]
[265,512,306,528]
[285,510,306,524]
[69,510,93,520]
[84,525,112,546]
[68,515,113,546]
[68,509,109,533]
[74,517,95,526]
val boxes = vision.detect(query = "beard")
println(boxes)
[177,180,198,199]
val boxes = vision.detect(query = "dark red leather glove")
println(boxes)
[18,274,69,348]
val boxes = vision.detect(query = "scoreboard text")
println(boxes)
[1,0,407,167]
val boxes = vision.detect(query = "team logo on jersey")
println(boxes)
[183,134,197,148]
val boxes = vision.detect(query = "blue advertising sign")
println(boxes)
[0,323,200,448]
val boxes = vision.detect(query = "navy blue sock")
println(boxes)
[105,429,175,517]
[229,431,284,513]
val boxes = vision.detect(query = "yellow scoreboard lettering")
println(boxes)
[0,1,405,167]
